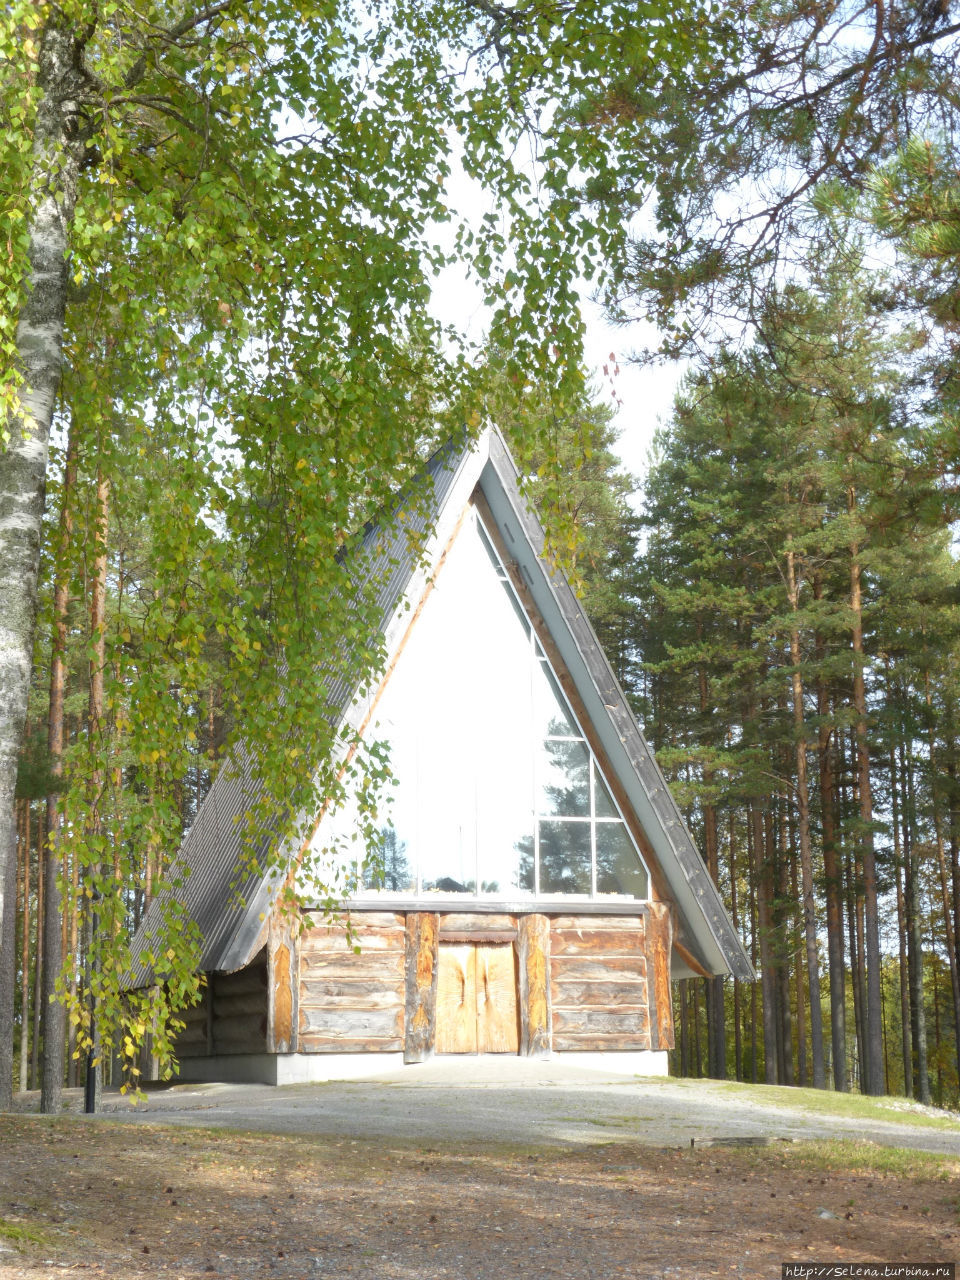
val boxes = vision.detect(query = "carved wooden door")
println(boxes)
[435,943,519,1054]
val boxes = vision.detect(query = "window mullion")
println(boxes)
[590,760,597,897]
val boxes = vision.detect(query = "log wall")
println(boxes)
[549,915,652,1052]
[176,906,672,1062]
[298,911,405,1052]
[175,952,269,1058]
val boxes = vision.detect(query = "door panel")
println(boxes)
[436,942,519,1054]
[476,944,519,1053]
[436,944,477,1053]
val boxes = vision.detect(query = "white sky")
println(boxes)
[429,259,682,491]
[428,144,683,494]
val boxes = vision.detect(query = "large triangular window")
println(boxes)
[315,504,649,902]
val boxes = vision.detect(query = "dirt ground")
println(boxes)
[1,1116,957,1280]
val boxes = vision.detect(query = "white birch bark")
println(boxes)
[0,13,86,1104]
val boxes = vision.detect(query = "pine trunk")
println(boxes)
[785,549,825,1086]
[697,659,727,1079]
[814,581,847,1092]
[846,497,883,1094]
[889,736,913,1096]
[773,801,793,1086]
[903,742,931,1104]
[748,807,759,1082]
[729,811,743,1081]
[753,804,778,1082]
[924,674,960,1090]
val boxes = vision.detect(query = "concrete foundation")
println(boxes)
[175,1049,669,1086]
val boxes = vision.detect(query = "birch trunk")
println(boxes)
[41,421,76,1112]
[83,465,109,1114]
[19,802,31,1091]
[0,11,86,1098]
[30,808,43,1091]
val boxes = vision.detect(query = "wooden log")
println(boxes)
[518,915,550,1057]
[548,914,648,932]
[304,910,403,931]
[300,1006,404,1039]
[551,979,648,1007]
[439,913,516,933]
[299,1034,403,1053]
[439,930,517,943]
[553,1033,651,1052]
[212,991,269,1019]
[549,928,645,956]
[301,912,405,956]
[212,962,268,998]
[551,1007,650,1035]
[172,1022,207,1046]
[212,1039,269,1056]
[644,901,674,1050]
[177,1002,208,1027]
[212,1012,267,1053]
[550,955,647,980]
[300,975,404,999]
[403,912,439,1063]
[300,926,404,954]
[301,954,404,981]
[298,987,403,1011]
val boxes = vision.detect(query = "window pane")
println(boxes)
[533,659,579,739]
[595,823,648,898]
[363,827,415,893]
[594,764,619,819]
[477,799,534,895]
[539,820,591,894]
[515,833,535,893]
[538,737,590,817]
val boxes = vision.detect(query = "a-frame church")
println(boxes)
[133,427,752,1083]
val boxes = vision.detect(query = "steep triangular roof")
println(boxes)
[131,429,753,985]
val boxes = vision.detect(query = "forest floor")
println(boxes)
[1,1101,959,1279]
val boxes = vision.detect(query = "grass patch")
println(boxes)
[715,1080,960,1130]
[712,1139,960,1180]
[0,1218,46,1250]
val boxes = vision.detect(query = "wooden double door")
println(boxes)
[435,942,520,1054]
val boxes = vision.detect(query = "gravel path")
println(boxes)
[30,1059,959,1156]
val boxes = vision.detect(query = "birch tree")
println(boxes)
[1,0,729,1100]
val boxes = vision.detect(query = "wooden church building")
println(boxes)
[132,428,752,1082]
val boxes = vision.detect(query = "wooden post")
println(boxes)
[403,912,439,1063]
[205,978,214,1056]
[645,902,674,1051]
[518,914,551,1057]
[268,904,299,1054]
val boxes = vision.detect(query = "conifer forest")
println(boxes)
[3,1,960,1110]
